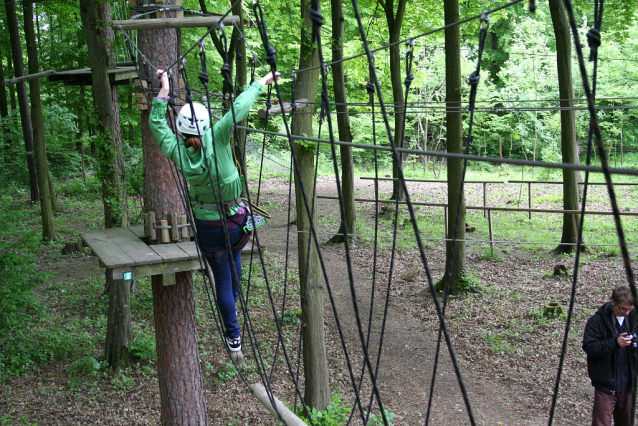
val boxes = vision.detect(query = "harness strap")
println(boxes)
[197,197,243,211]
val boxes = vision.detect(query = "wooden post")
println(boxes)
[488,209,494,256]
[249,383,307,426]
[160,219,170,243]
[528,182,532,220]
[444,205,448,239]
[169,213,179,242]
[180,215,189,240]
[145,211,157,241]
[483,182,487,219]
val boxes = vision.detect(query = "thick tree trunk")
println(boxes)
[327,0,356,245]
[137,1,208,423]
[549,0,582,254]
[80,0,128,229]
[24,1,55,241]
[105,278,132,374]
[5,0,39,202]
[437,0,466,295]
[80,0,131,371]
[293,0,330,411]
[152,272,207,425]
[384,0,407,201]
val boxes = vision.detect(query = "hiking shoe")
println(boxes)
[226,336,242,352]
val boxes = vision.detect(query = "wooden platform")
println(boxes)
[49,65,138,86]
[81,226,258,282]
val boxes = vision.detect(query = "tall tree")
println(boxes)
[136,0,208,422]
[0,40,10,159]
[379,0,408,201]
[549,0,581,253]
[292,0,330,411]
[436,0,466,294]
[5,0,39,202]
[327,0,356,244]
[24,0,56,241]
[80,0,130,371]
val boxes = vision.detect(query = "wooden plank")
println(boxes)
[82,229,137,269]
[48,66,138,86]
[111,15,240,31]
[150,243,191,262]
[82,227,162,269]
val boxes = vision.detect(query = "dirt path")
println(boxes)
[258,222,551,425]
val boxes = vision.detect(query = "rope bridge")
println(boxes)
[117,0,637,424]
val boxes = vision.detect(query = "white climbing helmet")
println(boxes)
[176,102,210,136]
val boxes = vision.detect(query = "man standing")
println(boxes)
[583,285,638,426]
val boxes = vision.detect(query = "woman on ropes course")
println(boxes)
[150,68,279,353]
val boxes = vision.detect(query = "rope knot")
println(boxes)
[265,45,277,68]
[587,27,601,61]
[366,81,375,94]
[468,71,480,86]
[307,5,324,27]
[291,102,297,111]
[199,71,209,85]
[220,63,232,79]
[404,72,414,87]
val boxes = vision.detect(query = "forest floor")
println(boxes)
[2,173,637,425]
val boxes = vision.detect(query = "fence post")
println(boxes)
[488,209,494,256]
[528,182,532,220]
[483,182,487,218]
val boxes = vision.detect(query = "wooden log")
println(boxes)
[180,215,189,240]
[3,69,55,86]
[169,213,179,242]
[111,15,241,31]
[258,98,309,119]
[160,219,170,243]
[249,383,307,426]
[145,211,157,241]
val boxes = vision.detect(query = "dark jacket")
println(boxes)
[582,302,638,393]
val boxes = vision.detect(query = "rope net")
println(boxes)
[122,0,638,423]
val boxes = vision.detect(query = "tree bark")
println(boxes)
[137,0,208,422]
[293,0,330,411]
[549,0,582,254]
[327,0,356,245]
[383,0,408,201]
[0,42,10,160]
[5,0,39,202]
[80,0,131,371]
[24,0,55,241]
[80,0,128,229]
[437,0,466,295]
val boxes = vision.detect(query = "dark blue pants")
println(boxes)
[196,216,248,340]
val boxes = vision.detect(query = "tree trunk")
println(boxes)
[24,0,55,241]
[549,0,582,254]
[437,0,466,295]
[80,0,131,371]
[5,0,39,202]
[383,0,408,201]
[327,0,356,245]
[231,0,248,173]
[152,272,208,425]
[105,278,132,374]
[0,42,10,160]
[137,0,208,422]
[80,0,128,229]
[293,0,330,411]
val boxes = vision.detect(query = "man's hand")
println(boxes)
[618,332,632,347]
[259,71,281,87]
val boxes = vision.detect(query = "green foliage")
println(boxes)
[296,394,350,426]
[129,330,157,361]
[66,356,102,376]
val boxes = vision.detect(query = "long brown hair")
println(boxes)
[184,135,202,152]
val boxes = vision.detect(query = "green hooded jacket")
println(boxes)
[149,81,263,220]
